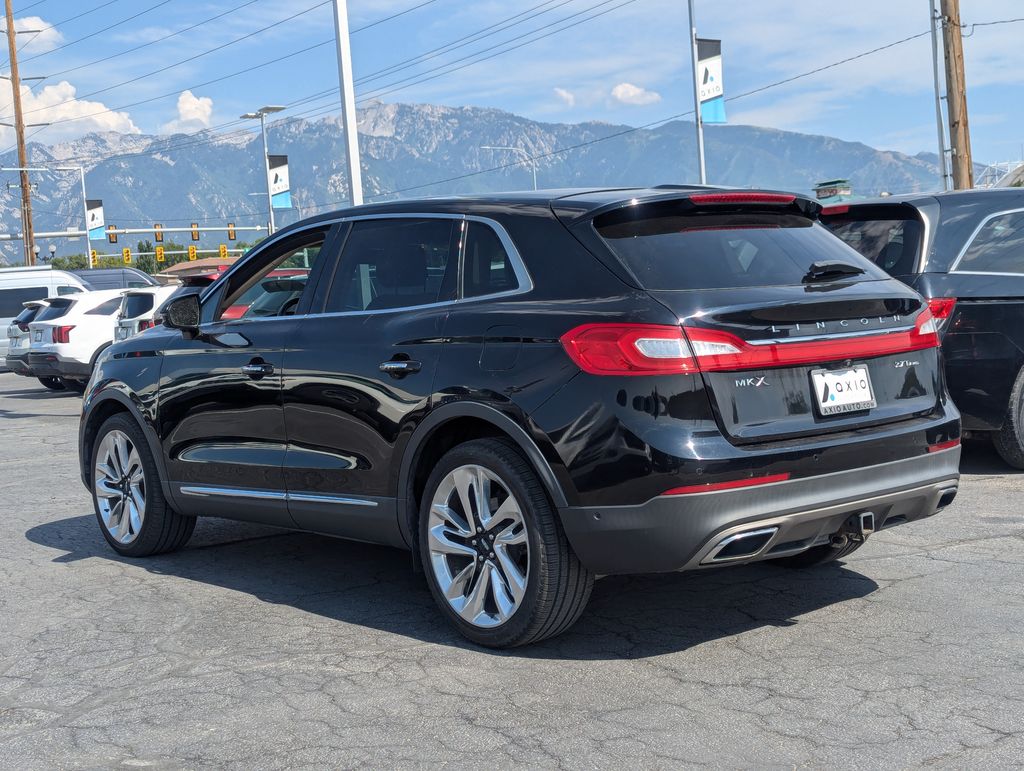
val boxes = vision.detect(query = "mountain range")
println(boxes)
[0,101,947,262]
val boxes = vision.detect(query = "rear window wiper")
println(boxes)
[802,260,866,283]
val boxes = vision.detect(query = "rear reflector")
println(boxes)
[52,325,75,344]
[662,472,791,496]
[689,192,796,206]
[561,311,940,376]
[138,319,155,331]
[927,438,961,453]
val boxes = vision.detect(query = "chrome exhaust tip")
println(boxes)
[702,526,779,564]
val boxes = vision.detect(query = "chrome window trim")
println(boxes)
[916,199,939,273]
[180,485,378,507]
[947,270,1024,277]
[948,206,1024,273]
[746,325,915,346]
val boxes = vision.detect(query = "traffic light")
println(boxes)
[218,243,228,259]
[90,250,98,267]
[227,222,236,241]
[155,245,165,262]
[122,247,131,265]
[188,245,197,261]
[107,225,117,244]
[191,222,200,241]
[154,223,163,243]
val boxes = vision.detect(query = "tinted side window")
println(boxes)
[463,222,518,298]
[956,210,1024,273]
[0,287,48,316]
[121,294,155,318]
[824,218,923,275]
[86,297,125,316]
[325,218,456,312]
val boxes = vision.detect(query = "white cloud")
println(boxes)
[553,87,575,108]
[12,16,63,55]
[0,81,140,144]
[160,90,214,134]
[610,82,661,106]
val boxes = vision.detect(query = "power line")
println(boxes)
[11,1,48,13]
[43,0,264,81]
[13,1,330,120]
[20,0,173,64]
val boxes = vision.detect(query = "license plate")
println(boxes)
[33,330,41,342]
[116,327,129,340]
[811,365,876,416]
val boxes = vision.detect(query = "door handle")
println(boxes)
[241,361,275,379]
[379,359,422,376]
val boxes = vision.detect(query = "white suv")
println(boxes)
[27,289,127,392]
[5,300,66,390]
[115,286,178,341]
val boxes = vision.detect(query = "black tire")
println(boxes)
[60,378,87,394]
[769,538,864,569]
[37,376,64,390]
[419,438,594,648]
[90,413,195,557]
[993,366,1024,469]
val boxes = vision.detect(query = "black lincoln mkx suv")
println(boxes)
[79,187,961,647]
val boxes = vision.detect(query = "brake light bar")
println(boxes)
[662,472,791,496]
[820,204,850,216]
[689,192,796,206]
[560,312,939,376]
[52,325,75,344]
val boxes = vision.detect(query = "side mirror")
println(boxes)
[162,293,201,333]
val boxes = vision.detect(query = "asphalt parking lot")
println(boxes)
[1,371,1022,768]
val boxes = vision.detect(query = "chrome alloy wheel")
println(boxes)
[94,429,146,545]
[427,464,530,628]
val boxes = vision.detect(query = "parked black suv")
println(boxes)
[79,188,961,647]
[821,189,1024,467]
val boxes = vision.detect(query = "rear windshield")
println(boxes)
[121,293,154,318]
[13,305,42,324]
[35,298,75,321]
[594,209,886,290]
[822,216,923,275]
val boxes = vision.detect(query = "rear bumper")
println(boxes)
[558,447,961,575]
[4,353,33,376]
[27,352,61,377]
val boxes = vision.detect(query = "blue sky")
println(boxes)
[2,0,1022,165]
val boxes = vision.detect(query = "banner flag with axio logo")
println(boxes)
[86,199,105,240]
[697,38,726,124]
[268,155,292,210]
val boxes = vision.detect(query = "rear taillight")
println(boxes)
[52,325,75,344]
[17,322,29,332]
[138,319,155,331]
[926,297,957,332]
[561,312,940,376]
[559,324,698,376]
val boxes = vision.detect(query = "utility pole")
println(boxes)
[4,0,35,264]
[686,0,706,184]
[332,0,363,206]
[928,0,950,191]
[940,0,973,189]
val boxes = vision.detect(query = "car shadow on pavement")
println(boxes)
[27,514,878,660]
[960,438,1022,476]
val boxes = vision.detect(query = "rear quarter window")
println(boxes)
[0,287,48,317]
[954,210,1024,274]
[86,297,125,316]
[594,207,887,290]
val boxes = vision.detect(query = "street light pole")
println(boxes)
[687,0,707,184]
[241,106,284,234]
[55,165,92,268]
[480,146,537,190]
[928,0,950,191]
[332,0,363,206]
